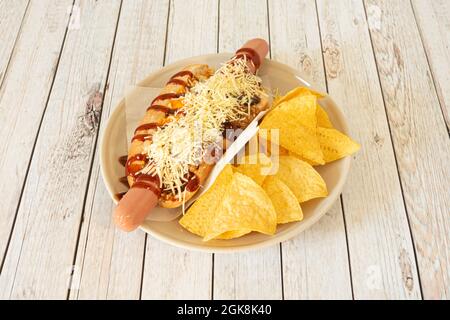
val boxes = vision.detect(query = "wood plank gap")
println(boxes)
[211,254,215,300]
[139,0,172,298]
[217,0,221,52]
[161,0,172,66]
[0,0,30,90]
[409,0,449,135]
[279,243,285,300]
[361,0,424,299]
[67,0,169,299]
[65,0,124,300]
[313,0,328,93]
[0,0,76,279]
[73,167,101,300]
[339,195,355,300]
[266,0,272,52]
[138,235,148,300]
[314,0,353,299]
[315,0,420,299]
[210,0,278,299]
[211,0,219,301]
[267,0,284,300]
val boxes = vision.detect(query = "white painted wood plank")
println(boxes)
[282,202,352,299]
[140,0,218,300]
[214,248,282,300]
[0,0,121,299]
[364,0,450,299]
[411,0,450,130]
[316,0,421,299]
[0,0,72,277]
[269,0,328,92]
[212,0,282,300]
[71,0,170,300]
[269,0,353,300]
[0,0,29,86]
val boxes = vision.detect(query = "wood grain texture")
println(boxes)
[0,0,121,299]
[0,0,447,300]
[212,0,282,300]
[282,203,352,299]
[364,0,450,299]
[316,0,421,299]
[70,0,171,299]
[214,247,282,299]
[269,0,327,90]
[411,0,450,131]
[269,0,352,300]
[0,0,29,87]
[140,0,218,300]
[0,0,73,277]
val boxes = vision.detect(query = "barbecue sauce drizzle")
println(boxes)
[120,70,200,198]
[116,54,262,202]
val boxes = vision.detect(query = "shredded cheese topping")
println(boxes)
[140,57,267,198]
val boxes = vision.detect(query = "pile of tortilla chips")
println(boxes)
[180,87,360,241]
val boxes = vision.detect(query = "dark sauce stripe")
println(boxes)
[146,104,177,114]
[150,93,181,106]
[235,47,260,69]
[131,134,153,143]
[119,176,129,187]
[125,154,148,177]
[115,192,126,200]
[185,173,200,192]
[166,78,187,87]
[134,122,159,134]
[170,70,194,80]
[118,155,128,167]
[132,174,161,197]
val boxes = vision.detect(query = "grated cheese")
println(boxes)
[139,57,267,199]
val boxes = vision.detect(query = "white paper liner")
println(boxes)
[123,75,272,222]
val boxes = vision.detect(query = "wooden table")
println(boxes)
[0,0,448,300]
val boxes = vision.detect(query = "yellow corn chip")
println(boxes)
[262,176,303,224]
[274,156,327,203]
[280,148,321,166]
[204,172,277,241]
[317,127,360,163]
[277,95,318,127]
[316,105,333,128]
[215,230,252,240]
[234,153,272,185]
[274,87,324,106]
[179,165,234,237]
[260,96,324,165]
[267,143,318,166]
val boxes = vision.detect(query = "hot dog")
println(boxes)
[114,38,269,232]
[115,64,213,231]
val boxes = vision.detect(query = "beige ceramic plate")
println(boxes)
[100,53,351,253]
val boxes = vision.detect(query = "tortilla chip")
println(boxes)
[274,156,327,203]
[260,96,324,165]
[215,230,252,240]
[262,176,303,224]
[317,127,360,163]
[316,105,333,128]
[179,165,234,237]
[234,153,272,185]
[203,172,277,241]
[274,87,324,106]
